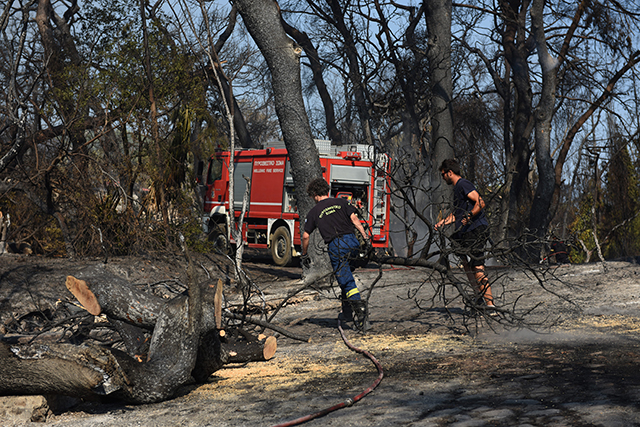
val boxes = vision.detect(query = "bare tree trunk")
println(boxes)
[528,0,589,240]
[495,61,512,245]
[0,212,8,254]
[235,0,323,228]
[141,0,169,234]
[424,0,454,221]
[527,0,557,240]
[578,239,592,263]
[211,4,256,149]
[498,0,535,238]
[234,177,251,277]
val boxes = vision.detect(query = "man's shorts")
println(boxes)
[451,224,489,268]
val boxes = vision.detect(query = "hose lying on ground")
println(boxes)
[271,321,384,427]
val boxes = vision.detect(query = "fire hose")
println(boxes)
[271,321,384,427]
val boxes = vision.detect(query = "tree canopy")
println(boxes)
[1,0,640,261]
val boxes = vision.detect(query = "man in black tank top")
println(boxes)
[435,159,495,312]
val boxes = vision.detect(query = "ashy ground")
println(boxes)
[2,252,640,427]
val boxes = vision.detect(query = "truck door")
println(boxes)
[250,157,285,216]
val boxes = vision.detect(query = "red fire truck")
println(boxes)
[201,140,391,265]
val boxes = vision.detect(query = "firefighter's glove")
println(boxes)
[301,254,312,269]
[361,238,373,258]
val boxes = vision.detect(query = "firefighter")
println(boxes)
[301,177,371,331]
[435,158,495,311]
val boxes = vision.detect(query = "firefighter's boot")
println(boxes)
[349,300,371,332]
[339,299,354,323]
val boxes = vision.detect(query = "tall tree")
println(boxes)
[528,0,640,240]
[234,0,322,225]
[602,129,640,258]
[454,0,640,250]
[1,0,215,256]
[424,0,454,219]
[280,16,343,145]
[498,0,536,241]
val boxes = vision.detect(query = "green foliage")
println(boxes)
[165,107,196,193]
[568,137,640,262]
[601,142,640,259]
[22,0,222,256]
[567,194,597,264]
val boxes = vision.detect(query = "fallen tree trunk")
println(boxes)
[0,341,121,398]
[0,263,277,404]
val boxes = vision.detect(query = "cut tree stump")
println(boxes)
[1,263,279,404]
[226,335,277,364]
[64,276,101,316]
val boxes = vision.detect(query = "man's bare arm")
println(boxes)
[350,213,369,241]
[463,190,485,225]
[301,231,310,255]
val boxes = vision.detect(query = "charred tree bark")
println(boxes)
[498,0,535,238]
[0,341,124,398]
[0,264,277,403]
[235,0,323,227]
[424,0,454,217]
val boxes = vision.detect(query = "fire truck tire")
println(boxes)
[208,224,230,254]
[271,226,292,266]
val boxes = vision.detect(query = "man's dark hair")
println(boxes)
[439,158,461,176]
[307,177,331,198]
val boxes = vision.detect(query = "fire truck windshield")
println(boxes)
[207,158,223,184]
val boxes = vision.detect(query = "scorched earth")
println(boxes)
[1,252,640,427]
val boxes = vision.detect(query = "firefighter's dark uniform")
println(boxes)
[304,197,368,330]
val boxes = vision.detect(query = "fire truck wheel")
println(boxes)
[208,224,229,254]
[270,226,292,266]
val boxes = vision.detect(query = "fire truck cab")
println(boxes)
[201,140,390,266]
